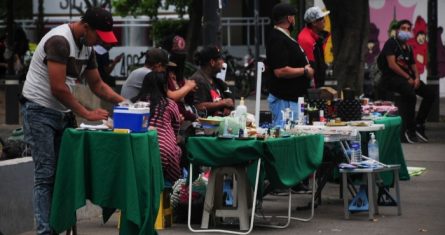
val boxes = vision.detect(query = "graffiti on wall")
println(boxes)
[316,0,445,80]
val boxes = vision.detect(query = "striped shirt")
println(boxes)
[150,99,182,182]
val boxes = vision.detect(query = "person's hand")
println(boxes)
[185,79,198,91]
[179,114,185,124]
[222,98,234,108]
[223,108,232,116]
[407,78,415,87]
[414,78,421,89]
[114,53,124,64]
[85,108,109,121]
[305,65,315,79]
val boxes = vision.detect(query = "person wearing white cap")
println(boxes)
[297,6,330,87]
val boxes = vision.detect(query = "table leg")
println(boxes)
[367,173,375,220]
[394,169,402,215]
[342,172,349,219]
[373,173,379,215]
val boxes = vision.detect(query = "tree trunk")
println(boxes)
[323,0,369,95]
[186,0,203,62]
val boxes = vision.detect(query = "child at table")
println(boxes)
[131,72,183,183]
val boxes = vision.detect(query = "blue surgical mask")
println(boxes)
[397,31,413,42]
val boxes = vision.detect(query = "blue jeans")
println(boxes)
[21,101,71,235]
[267,94,299,128]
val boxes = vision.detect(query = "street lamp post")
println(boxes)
[427,0,439,121]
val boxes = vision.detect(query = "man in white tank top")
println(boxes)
[21,7,124,234]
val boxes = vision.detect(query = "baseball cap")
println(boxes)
[197,46,222,65]
[146,48,177,67]
[82,7,118,44]
[304,6,330,23]
[272,3,297,22]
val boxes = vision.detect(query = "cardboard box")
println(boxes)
[113,106,150,133]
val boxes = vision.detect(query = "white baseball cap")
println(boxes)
[304,6,330,23]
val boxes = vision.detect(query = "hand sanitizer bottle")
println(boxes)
[235,97,248,136]
[368,132,379,162]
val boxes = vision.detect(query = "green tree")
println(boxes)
[112,0,201,60]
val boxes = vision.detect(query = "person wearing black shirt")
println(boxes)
[190,46,234,117]
[266,3,314,127]
[379,19,435,143]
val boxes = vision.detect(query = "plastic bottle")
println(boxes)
[350,129,362,164]
[319,110,326,123]
[234,97,248,136]
[297,97,305,125]
[368,133,379,162]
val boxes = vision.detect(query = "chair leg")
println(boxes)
[256,171,317,229]
[188,160,262,235]
[289,171,316,222]
[201,167,218,229]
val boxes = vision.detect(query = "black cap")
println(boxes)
[272,3,297,22]
[197,46,222,65]
[81,7,117,44]
[145,48,176,67]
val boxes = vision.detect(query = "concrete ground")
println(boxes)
[1,88,445,235]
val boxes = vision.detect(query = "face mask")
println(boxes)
[288,18,295,33]
[397,31,413,42]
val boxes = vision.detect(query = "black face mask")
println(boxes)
[287,18,295,33]
[79,29,91,47]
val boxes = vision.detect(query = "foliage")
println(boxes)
[112,0,191,18]
[152,19,188,45]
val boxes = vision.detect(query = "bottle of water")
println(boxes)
[368,133,379,162]
[350,129,362,164]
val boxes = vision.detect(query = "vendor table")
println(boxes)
[340,165,401,220]
[50,129,164,235]
[186,134,324,233]
[374,116,410,185]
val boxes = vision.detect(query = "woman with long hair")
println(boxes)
[132,72,183,183]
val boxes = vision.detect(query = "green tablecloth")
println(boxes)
[263,135,324,189]
[186,135,324,191]
[374,116,410,185]
[50,129,164,235]
[186,137,263,167]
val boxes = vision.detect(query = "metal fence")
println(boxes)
[0,16,270,47]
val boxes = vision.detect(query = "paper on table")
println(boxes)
[79,123,111,130]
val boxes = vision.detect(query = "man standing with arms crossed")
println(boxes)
[21,8,125,234]
[267,3,314,127]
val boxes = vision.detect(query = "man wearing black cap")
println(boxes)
[190,46,234,117]
[121,48,176,100]
[267,3,314,127]
[21,7,124,234]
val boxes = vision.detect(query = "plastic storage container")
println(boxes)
[113,106,150,133]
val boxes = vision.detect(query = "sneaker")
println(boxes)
[415,124,429,143]
[402,130,418,144]
[291,182,312,194]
